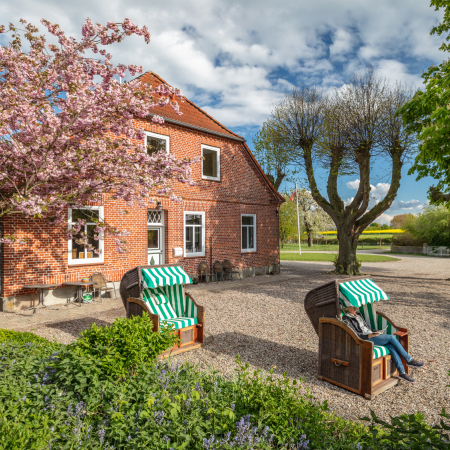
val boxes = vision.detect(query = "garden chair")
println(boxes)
[304,277,409,399]
[90,272,117,302]
[119,264,204,357]
[222,259,241,281]
[213,260,224,283]
[198,261,215,283]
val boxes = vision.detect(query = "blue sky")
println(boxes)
[1,0,446,224]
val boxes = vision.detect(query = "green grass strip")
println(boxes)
[280,253,400,262]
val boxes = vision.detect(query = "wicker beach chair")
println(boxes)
[304,277,409,399]
[213,260,224,283]
[198,261,215,283]
[222,259,241,281]
[120,264,204,357]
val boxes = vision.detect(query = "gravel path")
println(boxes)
[6,255,450,425]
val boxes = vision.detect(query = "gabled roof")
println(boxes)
[134,71,284,203]
[136,72,243,139]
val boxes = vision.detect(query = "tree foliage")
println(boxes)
[398,0,450,204]
[390,213,414,229]
[252,120,297,191]
[403,205,450,247]
[279,194,298,248]
[0,18,199,250]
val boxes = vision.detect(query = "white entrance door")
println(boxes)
[148,227,164,265]
[147,209,165,265]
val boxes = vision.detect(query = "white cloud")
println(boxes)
[0,0,444,129]
[376,213,394,225]
[369,183,391,203]
[390,199,423,210]
[344,178,425,216]
[346,179,360,190]
[345,179,390,206]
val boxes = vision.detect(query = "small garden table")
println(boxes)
[63,281,98,306]
[23,284,60,313]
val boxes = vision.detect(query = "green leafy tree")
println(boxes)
[404,205,450,246]
[252,120,297,191]
[398,0,450,205]
[390,213,414,229]
[279,194,298,248]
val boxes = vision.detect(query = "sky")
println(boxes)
[0,0,446,224]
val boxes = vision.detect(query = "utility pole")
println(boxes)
[296,182,301,255]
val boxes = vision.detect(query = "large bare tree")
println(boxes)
[272,71,416,274]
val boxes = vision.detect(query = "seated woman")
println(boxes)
[342,306,424,383]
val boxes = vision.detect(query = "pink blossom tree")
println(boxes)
[0,18,199,252]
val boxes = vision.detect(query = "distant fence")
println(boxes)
[391,244,450,257]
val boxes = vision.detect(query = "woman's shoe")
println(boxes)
[407,359,424,369]
[398,373,415,383]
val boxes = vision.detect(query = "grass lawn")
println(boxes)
[281,243,391,252]
[280,252,400,262]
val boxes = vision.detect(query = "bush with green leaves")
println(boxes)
[403,205,450,247]
[391,231,424,247]
[1,328,449,449]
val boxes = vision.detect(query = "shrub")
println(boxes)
[1,329,449,449]
[363,409,450,449]
[404,205,450,247]
[0,328,61,347]
[391,231,424,246]
[52,312,179,384]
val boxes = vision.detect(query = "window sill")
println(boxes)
[184,253,206,258]
[241,250,257,254]
[201,176,221,182]
[68,262,105,268]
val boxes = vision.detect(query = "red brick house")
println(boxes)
[0,72,283,311]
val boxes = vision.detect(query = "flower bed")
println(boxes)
[0,318,448,449]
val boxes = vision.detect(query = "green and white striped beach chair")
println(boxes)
[304,277,409,399]
[120,264,205,357]
[338,278,400,360]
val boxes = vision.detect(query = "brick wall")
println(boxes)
[1,116,281,301]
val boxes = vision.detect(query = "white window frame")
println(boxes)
[184,211,205,257]
[145,131,170,155]
[68,206,104,265]
[201,144,221,181]
[241,213,257,253]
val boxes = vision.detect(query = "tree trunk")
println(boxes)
[335,229,360,275]
[307,232,314,247]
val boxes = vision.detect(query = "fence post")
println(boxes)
[423,243,428,255]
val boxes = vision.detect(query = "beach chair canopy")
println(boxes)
[142,266,192,289]
[339,279,389,308]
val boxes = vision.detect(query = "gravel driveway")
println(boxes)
[6,254,450,425]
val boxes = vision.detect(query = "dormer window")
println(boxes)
[146,131,170,155]
[201,144,220,181]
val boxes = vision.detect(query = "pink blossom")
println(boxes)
[0,17,200,251]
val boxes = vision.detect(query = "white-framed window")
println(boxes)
[146,131,170,155]
[201,144,220,181]
[184,211,205,257]
[68,207,104,265]
[241,214,256,252]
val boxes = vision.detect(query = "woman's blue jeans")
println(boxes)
[369,334,412,374]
